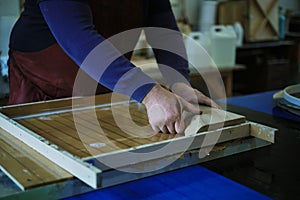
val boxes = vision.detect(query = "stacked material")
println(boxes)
[273,84,300,116]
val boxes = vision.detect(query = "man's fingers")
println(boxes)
[180,97,202,114]
[152,125,160,133]
[175,117,185,134]
[160,126,168,133]
[166,122,176,134]
[196,91,221,109]
[210,100,221,109]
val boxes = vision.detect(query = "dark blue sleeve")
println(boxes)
[144,0,190,87]
[38,0,155,102]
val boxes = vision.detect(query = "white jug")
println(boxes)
[186,32,212,69]
[208,25,237,67]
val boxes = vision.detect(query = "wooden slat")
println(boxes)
[0,128,72,190]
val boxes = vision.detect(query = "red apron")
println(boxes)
[9,0,143,105]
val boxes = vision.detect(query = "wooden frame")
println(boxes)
[0,94,276,191]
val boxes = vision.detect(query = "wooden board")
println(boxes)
[0,128,72,190]
[0,93,273,190]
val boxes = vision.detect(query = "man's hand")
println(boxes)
[171,82,220,109]
[142,83,221,134]
[142,84,200,134]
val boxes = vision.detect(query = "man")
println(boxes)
[9,0,218,134]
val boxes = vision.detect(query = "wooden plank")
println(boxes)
[0,128,72,190]
[0,113,102,189]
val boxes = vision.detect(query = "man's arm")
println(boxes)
[143,0,190,86]
[38,0,155,102]
[141,0,220,133]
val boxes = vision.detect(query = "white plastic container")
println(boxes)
[187,32,211,53]
[186,32,212,68]
[208,25,237,67]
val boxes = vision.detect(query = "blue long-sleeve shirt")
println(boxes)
[9,0,189,102]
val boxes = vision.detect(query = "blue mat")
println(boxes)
[220,91,300,122]
[64,165,270,200]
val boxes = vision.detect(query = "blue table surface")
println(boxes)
[223,90,300,122]
[66,91,292,200]
[64,165,270,200]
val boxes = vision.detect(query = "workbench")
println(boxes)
[64,90,300,200]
